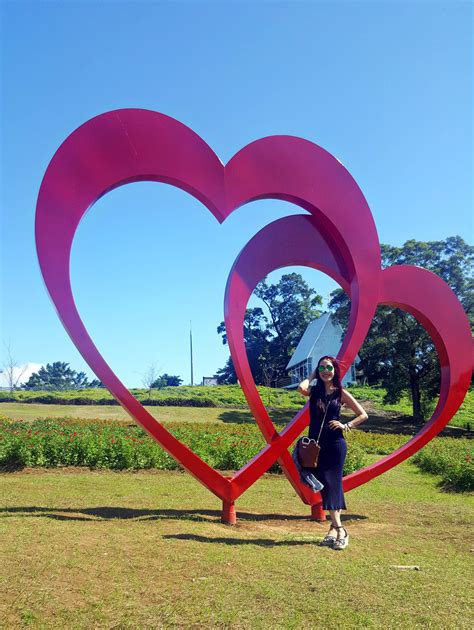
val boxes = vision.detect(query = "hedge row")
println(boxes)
[0,395,217,407]
[0,419,366,476]
[0,385,303,409]
[1,418,471,491]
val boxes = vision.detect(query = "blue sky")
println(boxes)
[1,1,472,387]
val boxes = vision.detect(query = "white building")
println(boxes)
[202,377,218,386]
[286,313,359,387]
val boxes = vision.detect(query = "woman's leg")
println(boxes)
[320,518,337,545]
[320,500,338,544]
[323,509,339,539]
[329,509,342,529]
[331,508,349,544]
[327,440,347,539]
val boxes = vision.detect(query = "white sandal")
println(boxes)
[320,526,337,547]
[332,526,349,550]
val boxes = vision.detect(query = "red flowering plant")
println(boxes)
[1,418,470,491]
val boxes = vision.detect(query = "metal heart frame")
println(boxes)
[35,109,473,523]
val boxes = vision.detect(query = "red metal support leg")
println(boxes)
[221,500,237,525]
[311,503,326,521]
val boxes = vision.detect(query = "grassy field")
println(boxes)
[0,385,304,409]
[0,399,471,439]
[1,460,472,628]
[1,385,472,429]
[0,403,293,425]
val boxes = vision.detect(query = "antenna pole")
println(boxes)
[190,321,194,386]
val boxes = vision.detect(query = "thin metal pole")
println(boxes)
[190,321,194,386]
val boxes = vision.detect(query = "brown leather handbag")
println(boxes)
[298,437,321,468]
[298,394,333,468]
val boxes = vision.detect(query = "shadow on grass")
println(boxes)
[0,506,367,524]
[163,533,318,546]
[218,409,295,425]
[361,415,472,438]
[218,409,472,438]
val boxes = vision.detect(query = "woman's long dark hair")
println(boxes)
[310,355,342,413]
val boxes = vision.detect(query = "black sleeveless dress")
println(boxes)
[309,391,347,510]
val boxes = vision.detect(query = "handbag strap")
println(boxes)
[315,393,334,445]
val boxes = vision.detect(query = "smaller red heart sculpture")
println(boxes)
[225,216,473,499]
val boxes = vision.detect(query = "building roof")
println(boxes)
[286,313,337,369]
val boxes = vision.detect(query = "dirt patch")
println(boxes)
[233,513,371,537]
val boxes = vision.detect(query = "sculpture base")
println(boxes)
[221,500,237,525]
[311,503,326,521]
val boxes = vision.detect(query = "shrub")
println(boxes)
[343,442,367,475]
[1,419,470,491]
[349,431,408,455]
[411,439,473,492]
[0,418,368,475]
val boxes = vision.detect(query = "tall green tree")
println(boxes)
[89,379,104,388]
[151,373,183,387]
[22,362,90,391]
[329,237,473,421]
[216,273,322,385]
[216,307,272,384]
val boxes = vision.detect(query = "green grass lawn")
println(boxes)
[0,403,294,426]
[1,384,471,429]
[0,461,472,628]
[1,395,471,438]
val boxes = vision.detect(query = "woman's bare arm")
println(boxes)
[298,370,317,396]
[341,388,368,428]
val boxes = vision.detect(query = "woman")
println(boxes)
[298,356,368,550]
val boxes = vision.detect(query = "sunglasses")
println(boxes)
[318,365,334,373]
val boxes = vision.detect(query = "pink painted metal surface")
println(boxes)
[35,109,473,515]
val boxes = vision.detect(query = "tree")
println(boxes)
[89,379,105,388]
[214,357,237,385]
[216,307,271,384]
[22,362,91,391]
[329,237,474,421]
[216,273,322,385]
[156,374,183,387]
[142,363,160,400]
[143,366,183,394]
[2,342,27,394]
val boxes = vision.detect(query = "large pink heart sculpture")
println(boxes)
[36,109,472,523]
